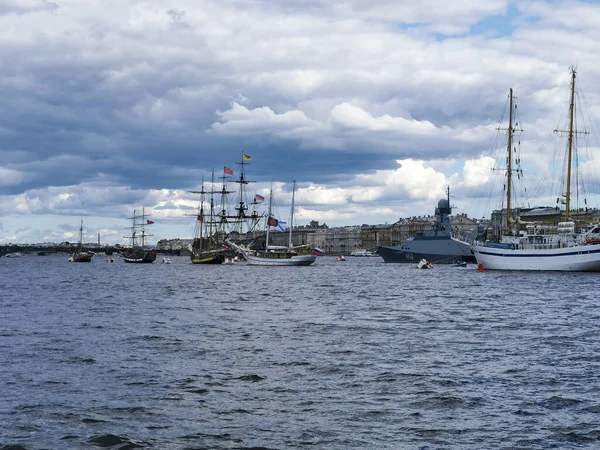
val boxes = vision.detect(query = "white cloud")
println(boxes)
[463,156,495,187]
[2,0,600,243]
[0,167,28,187]
[211,102,318,136]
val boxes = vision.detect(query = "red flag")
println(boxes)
[224,166,233,175]
[147,220,154,224]
[267,216,278,227]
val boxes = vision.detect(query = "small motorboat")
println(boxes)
[161,257,172,264]
[417,258,433,269]
[452,261,467,267]
[338,255,346,261]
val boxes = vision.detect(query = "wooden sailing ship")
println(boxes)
[122,208,157,263]
[190,172,226,264]
[69,210,93,262]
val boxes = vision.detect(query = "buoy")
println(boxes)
[477,263,484,272]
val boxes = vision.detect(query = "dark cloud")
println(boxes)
[1,0,600,243]
[0,0,58,16]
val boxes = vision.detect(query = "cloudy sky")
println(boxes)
[2,0,600,245]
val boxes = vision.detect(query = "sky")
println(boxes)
[2,0,600,245]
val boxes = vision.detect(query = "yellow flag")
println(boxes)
[242,152,252,161]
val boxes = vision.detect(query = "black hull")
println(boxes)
[71,252,92,262]
[378,245,476,264]
[122,249,157,264]
[72,256,92,262]
[123,258,156,263]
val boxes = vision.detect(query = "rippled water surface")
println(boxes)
[1,255,600,449]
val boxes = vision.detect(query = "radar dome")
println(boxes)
[437,199,449,209]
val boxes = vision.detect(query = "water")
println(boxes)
[1,255,599,449]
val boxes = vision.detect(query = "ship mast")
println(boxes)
[493,88,519,234]
[506,88,514,231]
[124,208,153,248]
[78,216,84,251]
[228,152,255,233]
[190,177,206,252]
[78,203,85,252]
[131,210,137,248]
[209,170,215,239]
[289,180,296,249]
[216,169,234,236]
[565,68,576,221]
[141,207,146,248]
[265,185,273,249]
[554,67,588,221]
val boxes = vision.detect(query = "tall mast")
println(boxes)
[189,175,222,252]
[265,185,273,249]
[125,208,152,248]
[132,209,137,248]
[79,216,84,251]
[209,170,215,239]
[289,180,296,249]
[553,67,588,221]
[198,177,205,252]
[506,88,514,231]
[78,202,85,251]
[217,169,234,235]
[565,68,576,221]
[229,152,255,233]
[141,207,146,248]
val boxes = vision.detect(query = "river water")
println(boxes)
[1,255,599,449]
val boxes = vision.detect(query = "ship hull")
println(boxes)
[473,244,600,271]
[123,257,156,263]
[191,252,225,265]
[122,250,156,263]
[71,252,92,262]
[378,237,475,264]
[244,252,316,266]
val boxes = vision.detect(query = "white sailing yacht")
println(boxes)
[228,181,317,266]
[472,68,600,271]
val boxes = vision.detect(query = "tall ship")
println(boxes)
[122,208,157,263]
[472,68,600,271]
[224,152,263,235]
[228,181,318,266]
[189,172,226,265]
[69,210,93,262]
[378,187,475,264]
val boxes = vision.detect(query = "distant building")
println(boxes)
[156,213,483,255]
[487,206,600,240]
[156,238,194,251]
[450,213,479,241]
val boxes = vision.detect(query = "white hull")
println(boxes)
[244,252,316,266]
[473,243,600,271]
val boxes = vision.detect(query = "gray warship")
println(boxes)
[378,188,475,264]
